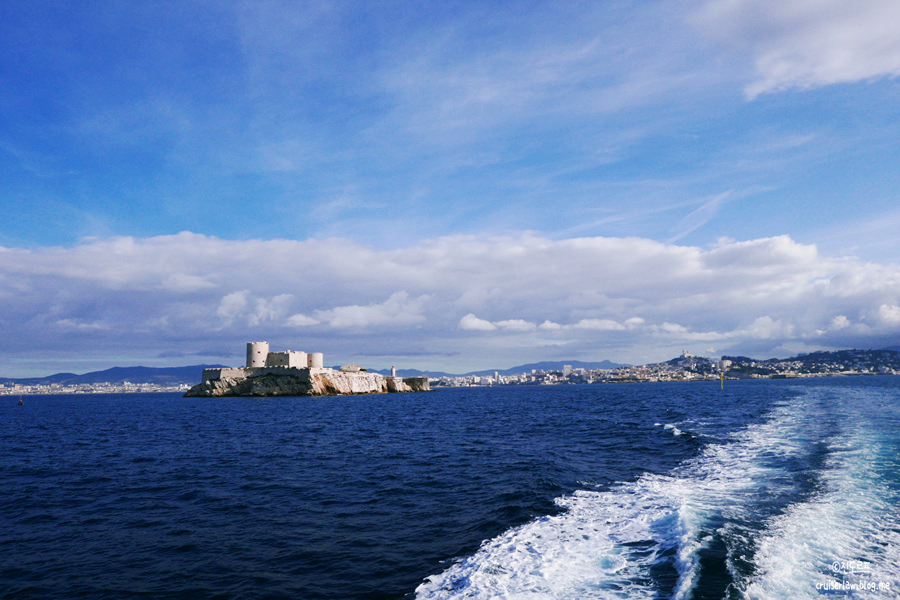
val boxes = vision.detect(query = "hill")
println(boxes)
[372,360,625,378]
[0,365,226,387]
[3,360,628,386]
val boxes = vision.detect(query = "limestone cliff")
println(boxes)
[184,367,429,397]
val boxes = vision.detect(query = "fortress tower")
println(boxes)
[247,341,270,368]
[307,352,324,369]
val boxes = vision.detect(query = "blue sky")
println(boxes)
[2,0,900,376]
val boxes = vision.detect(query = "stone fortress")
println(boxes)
[184,342,429,397]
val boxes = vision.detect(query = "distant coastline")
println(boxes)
[432,349,900,387]
[3,348,899,395]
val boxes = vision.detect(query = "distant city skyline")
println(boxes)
[2,1,900,377]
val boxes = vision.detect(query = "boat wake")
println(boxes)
[416,387,900,599]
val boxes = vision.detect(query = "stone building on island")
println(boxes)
[184,342,429,397]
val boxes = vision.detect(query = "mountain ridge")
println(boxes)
[5,348,899,385]
[0,365,228,387]
[1,360,626,385]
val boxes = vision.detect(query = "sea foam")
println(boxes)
[417,389,899,599]
[738,391,900,599]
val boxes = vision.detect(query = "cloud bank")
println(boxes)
[695,0,900,97]
[2,231,900,376]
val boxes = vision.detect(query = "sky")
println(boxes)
[2,0,900,377]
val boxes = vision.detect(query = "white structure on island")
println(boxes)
[200,342,329,383]
[245,341,322,369]
[189,341,431,396]
[246,341,270,368]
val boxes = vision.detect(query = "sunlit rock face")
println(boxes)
[184,367,430,397]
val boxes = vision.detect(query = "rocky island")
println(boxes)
[184,342,429,397]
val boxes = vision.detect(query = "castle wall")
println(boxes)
[202,344,333,386]
[202,367,248,382]
[266,350,308,368]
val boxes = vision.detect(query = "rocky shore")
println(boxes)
[184,367,430,397]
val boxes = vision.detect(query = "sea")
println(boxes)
[2,377,899,599]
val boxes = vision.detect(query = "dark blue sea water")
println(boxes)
[3,379,899,599]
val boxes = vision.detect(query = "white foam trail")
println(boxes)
[738,392,900,599]
[416,400,817,599]
[664,423,684,436]
[416,477,686,599]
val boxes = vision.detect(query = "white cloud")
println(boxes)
[495,319,537,332]
[55,319,109,331]
[459,313,497,331]
[286,313,320,327]
[573,319,626,331]
[314,291,429,329]
[743,315,794,339]
[831,315,851,330]
[660,322,689,334]
[472,317,633,333]
[216,291,293,327]
[695,0,900,98]
[624,317,645,329]
[3,231,900,374]
[216,291,251,325]
[163,273,217,292]
[250,294,293,326]
[877,304,900,326]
